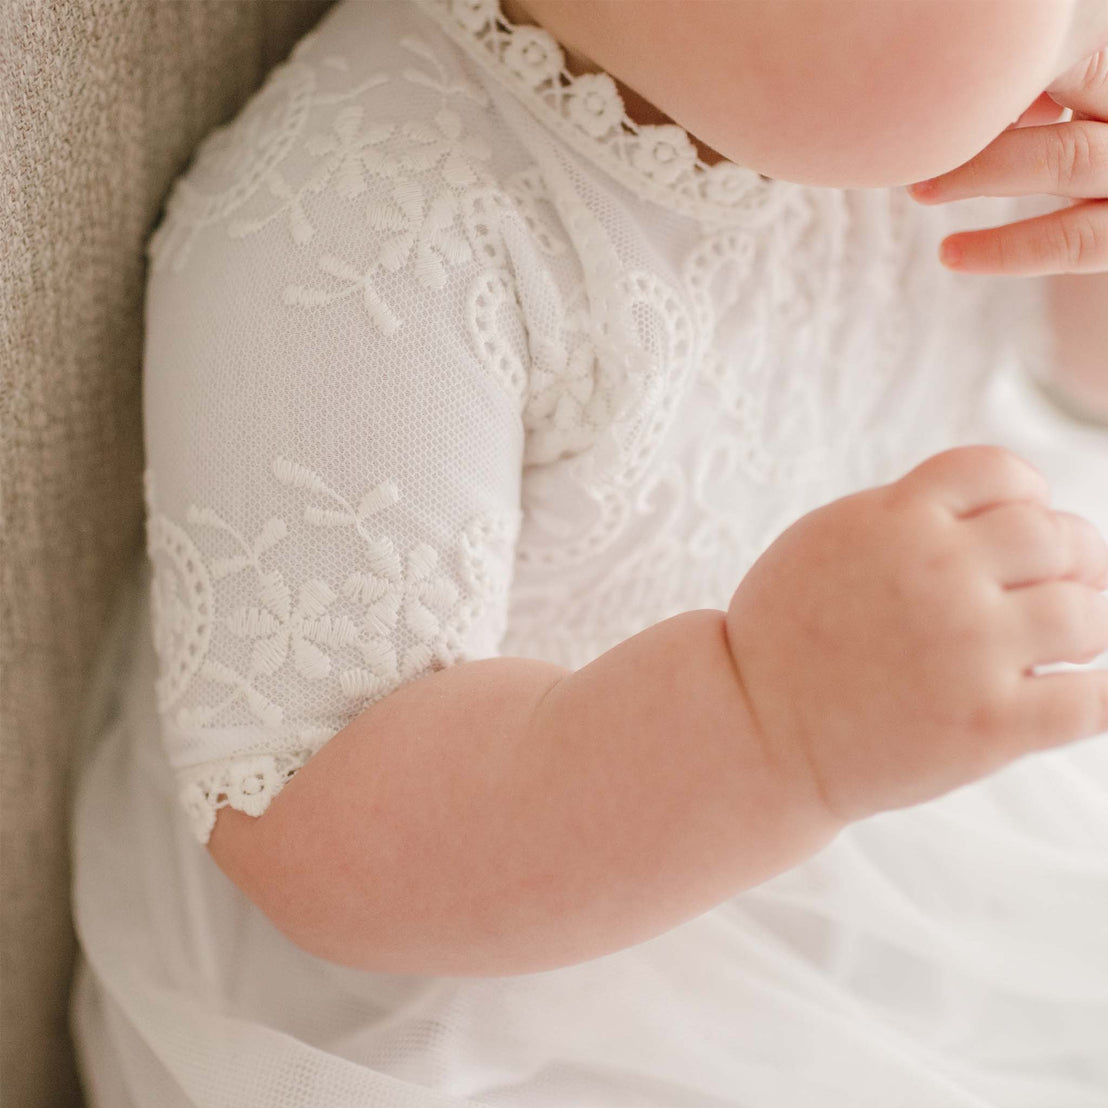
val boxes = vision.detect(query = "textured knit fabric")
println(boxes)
[70,0,1108,1104]
[3,2,333,1105]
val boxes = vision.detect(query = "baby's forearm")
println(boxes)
[213,610,843,977]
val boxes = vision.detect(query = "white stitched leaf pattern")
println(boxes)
[146,459,520,844]
[141,0,1040,850]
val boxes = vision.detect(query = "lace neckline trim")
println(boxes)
[410,0,786,223]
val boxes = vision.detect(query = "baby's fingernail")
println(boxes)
[908,179,939,199]
[940,239,963,266]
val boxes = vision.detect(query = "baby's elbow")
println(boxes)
[206,804,281,912]
[204,779,392,971]
[205,803,314,949]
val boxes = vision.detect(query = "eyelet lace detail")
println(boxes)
[411,0,785,225]
[177,748,324,843]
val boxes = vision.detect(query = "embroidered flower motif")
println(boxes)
[630,124,698,185]
[176,749,321,844]
[303,104,399,195]
[565,72,624,139]
[450,0,497,33]
[267,455,477,696]
[223,573,358,682]
[502,25,562,88]
[413,0,791,221]
[284,174,476,332]
[702,162,765,206]
[400,108,492,186]
[372,179,473,291]
[147,58,321,272]
[339,539,462,696]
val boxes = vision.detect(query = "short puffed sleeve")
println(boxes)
[141,8,553,844]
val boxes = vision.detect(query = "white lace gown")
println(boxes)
[69,1,1108,1104]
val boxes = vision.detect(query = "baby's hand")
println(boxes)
[906,50,1108,275]
[725,445,1108,824]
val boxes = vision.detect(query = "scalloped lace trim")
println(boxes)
[176,747,324,845]
[411,0,783,223]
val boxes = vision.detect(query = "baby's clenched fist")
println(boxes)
[725,444,1108,825]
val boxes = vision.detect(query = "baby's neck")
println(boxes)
[496,0,727,166]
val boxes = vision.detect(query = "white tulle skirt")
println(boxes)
[70,364,1108,1108]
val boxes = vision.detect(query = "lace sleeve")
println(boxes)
[140,21,544,845]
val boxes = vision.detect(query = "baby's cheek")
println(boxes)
[680,0,1073,189]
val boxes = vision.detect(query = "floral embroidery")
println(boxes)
[146,43,391,272]
[501,25,562,88]
[146,451,520,841]
[412,0,792,223]
[398,108,492,185]
[564,72,623,139]
[140,0,1021,853]
[177,749,324,843]
[303,105,398,194]
[629,124,698,187]
[148,33,502,340]
[701,163,774,214]
[375,182,473,286]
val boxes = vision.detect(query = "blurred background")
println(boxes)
[2,4,334,1104]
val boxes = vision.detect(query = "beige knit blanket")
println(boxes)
[0,4,334,1104]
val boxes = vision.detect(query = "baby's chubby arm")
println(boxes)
[209,446,1108,977]
[209,608,839,977]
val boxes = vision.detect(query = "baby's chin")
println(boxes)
[681,80,1050,192]
[602,1,1075,191]
[690,111,1019,193]
[683,70,1067,191]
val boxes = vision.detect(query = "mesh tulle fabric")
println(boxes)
[70,0,1108,1104]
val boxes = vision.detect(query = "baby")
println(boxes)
[70,0,1108,1103]
[198,0,1108,983]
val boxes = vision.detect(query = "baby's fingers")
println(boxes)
[1011,580,1108,668]
[1011,669,1108,753]
[1006,90,1070,130]
[910,120,1108,204]
[937,199,1108,276]
[1052,511,1108,590]
[973,504,1108,590]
